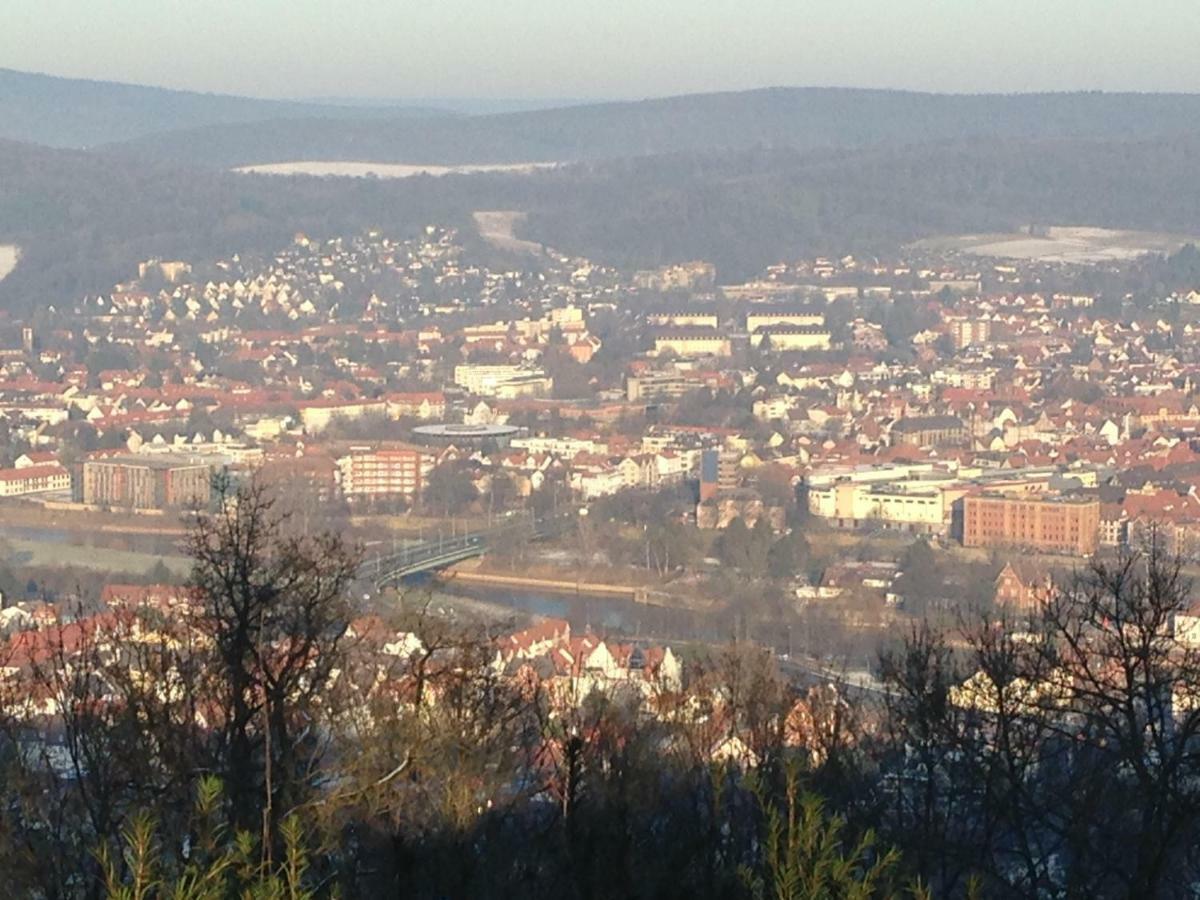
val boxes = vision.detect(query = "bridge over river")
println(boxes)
[364,511,573,590]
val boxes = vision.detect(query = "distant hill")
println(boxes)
[7,131,1200,311]
[0,68,447,148]
[0,139,480,310]
[103,87,1200,167]
[514,137,1200,279]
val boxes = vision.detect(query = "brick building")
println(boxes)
[963,493,1100,555]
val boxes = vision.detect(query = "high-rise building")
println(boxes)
[699,448,740,501]
[948,318,991,350]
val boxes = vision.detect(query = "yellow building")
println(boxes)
[653,330,732,358]
[749,326,832,351]
[746,311,825,332]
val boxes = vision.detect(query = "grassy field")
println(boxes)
[2,536,190,575]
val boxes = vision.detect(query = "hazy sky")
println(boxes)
[4,0,1199,100]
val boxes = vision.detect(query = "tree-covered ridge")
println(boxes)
[0,68,445,150]
[6,132,1200,311]
[103,87,1200,168]
[519,137,1200,278]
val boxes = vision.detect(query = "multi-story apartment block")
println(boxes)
[335,445,436,502]
[652,329,732,359]
[963,493,1100,555]
[83,456,211,510]
[947,317,991,350]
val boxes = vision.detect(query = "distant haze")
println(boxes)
[4,0,1200,99]
[297,98,606,115]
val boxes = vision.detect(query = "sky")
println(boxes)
[4,0,1199,101]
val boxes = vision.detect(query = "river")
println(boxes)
[409,574,813,655]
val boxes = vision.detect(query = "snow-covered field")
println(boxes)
[914,226,1200,263]
[235,161,557,178]
[0,245,18,282]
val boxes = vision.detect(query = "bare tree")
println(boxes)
[186,473,359,835]
[877,547,1200,897]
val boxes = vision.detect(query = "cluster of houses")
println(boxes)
[2,228,1200,611]
[0,573,872,770]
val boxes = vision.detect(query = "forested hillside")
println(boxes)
[6,133,1200,310]
[0,68,443,148]
[105,87,1200,167]
[518,137,1200,278]
[0,140,479,309]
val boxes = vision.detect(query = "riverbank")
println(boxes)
[0,535,190,576]
[439,567,647,601]
[446,557,721,611]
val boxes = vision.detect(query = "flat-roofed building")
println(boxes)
[948,317,991,350]
[808,480,956,534]
[963,493,1100,556]
[454,364,551,398]
[336,444,437,502]
[83,455,211,511]
[299,399,388,434]
[627,372,690,402]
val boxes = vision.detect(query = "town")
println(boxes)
[3,230,1200,597]
[12,4,1200,889]
[5,221,1200,895]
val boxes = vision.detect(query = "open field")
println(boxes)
[912,225,1200,263]
[235,160,558,178]
[1,536,190,575]
[0,245,18,282]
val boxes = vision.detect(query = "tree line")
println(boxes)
[9,133,1200,314]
